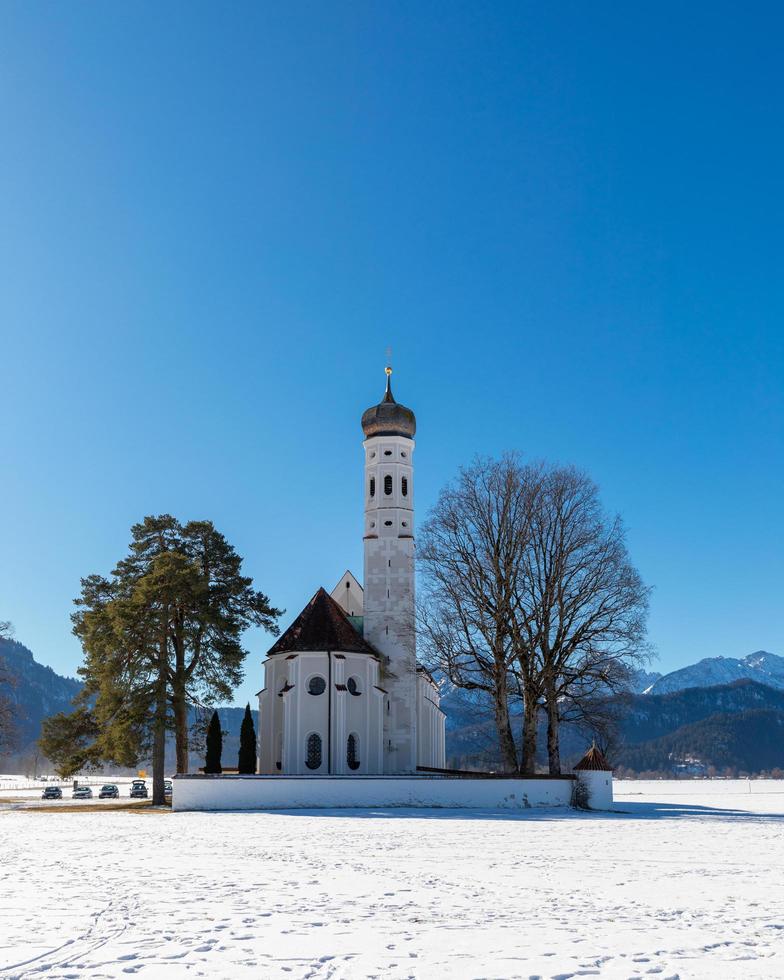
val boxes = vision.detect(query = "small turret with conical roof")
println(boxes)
[574,743,613,771]
[572,742,614,810]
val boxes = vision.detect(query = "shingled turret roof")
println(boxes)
[267,587,379,657]
[573,744,613,771]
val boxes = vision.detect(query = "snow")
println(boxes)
[1,781,783,979]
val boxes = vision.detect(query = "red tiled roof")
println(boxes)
[267,587,379,657]
[573,745,613,771]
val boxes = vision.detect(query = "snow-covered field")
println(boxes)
[1,781,783,979]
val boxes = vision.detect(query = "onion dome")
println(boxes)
[361,368,416,439]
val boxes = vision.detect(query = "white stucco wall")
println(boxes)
[416,672,446,768]
[575,769,614,810]
[363,432,418,774]
[173,775,577,811]
[330,571,364,617]
[258,650,384,775]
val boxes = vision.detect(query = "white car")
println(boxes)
[72,786,93,800]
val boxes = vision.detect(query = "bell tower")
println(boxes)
[361,367,417,774]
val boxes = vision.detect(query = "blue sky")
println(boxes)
[1,2,782,707]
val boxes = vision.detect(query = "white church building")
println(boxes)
[174,370,613,811]
[256,369,447,776]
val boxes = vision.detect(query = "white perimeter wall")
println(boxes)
[173,775,576,811]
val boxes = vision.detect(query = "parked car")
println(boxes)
[72,786,93,800]
[41,786,62,800]
[164,780,173,798]
[99,784,119,799]
[130,780,148,799]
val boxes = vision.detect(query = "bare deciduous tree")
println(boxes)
[417,455,538,772]
[418,458,650,775]
[517,466,651,773]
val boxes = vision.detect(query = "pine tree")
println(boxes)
[37,515,281,803]
[205,710,223,773]
[237,703,257,774]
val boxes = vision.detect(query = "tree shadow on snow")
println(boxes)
[607,800,784,822]
[190,802,784,823]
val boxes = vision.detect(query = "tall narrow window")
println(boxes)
[384,475,392,495]
[401,476,408,497]
[347,733,360,771]
[369,477,375,497]
[306,733,322,770]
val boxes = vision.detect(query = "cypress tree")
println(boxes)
[237,703,257,774]
[205,710,223,774]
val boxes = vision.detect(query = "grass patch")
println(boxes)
[14,800,172,814]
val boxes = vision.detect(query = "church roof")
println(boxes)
[267,587,379,657]
[361,370,416,439]
[573,745,613,771]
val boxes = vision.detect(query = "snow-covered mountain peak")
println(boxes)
[645,651,783,696]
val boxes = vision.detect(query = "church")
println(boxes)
[256,369,447,776]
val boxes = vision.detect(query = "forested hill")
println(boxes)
[444,679,784,776]
[619,679,784,744]
[621,708,784,774]
[612,680,784,776]
[0,638,82,746]
[0,638,257,772]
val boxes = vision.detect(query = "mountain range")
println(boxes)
[0,638,82,749]
[639,651,784,695]
[2,637,783,775]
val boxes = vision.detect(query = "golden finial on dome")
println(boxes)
[361,349,416,437]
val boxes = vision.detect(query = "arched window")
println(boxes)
[369,477,375,498]
[275,732,283,772]
[401,476,408,497]
[347,676,361,696]
[306,733,322,770]
[308,676,326,696]
[384,475,392,495]
[347,733,360,771]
